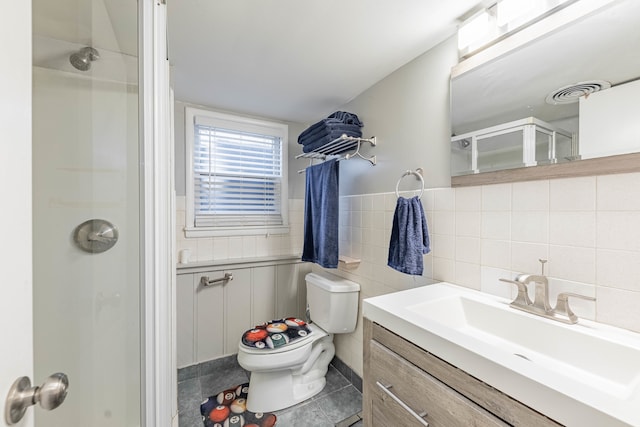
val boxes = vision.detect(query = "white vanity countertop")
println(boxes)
[363,282,640,427]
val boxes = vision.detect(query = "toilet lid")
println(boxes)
[241,317,312,350]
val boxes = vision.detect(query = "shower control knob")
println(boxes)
[4,373,69,424]
[73,219,119,253]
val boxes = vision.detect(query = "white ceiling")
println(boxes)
[168,0,483,124]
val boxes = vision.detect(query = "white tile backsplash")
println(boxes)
[549,211,596,247]
[596,287,640,333]
[596,249,640,292]
[176,171,640,374]
[511,211,549,244]
[481,211,511,240]
[512,180,549,211]
[455,261,481,290]
[597,173,640,211]
[547,245,596,284]
[550,176,596,211]
[597,211,640,251]
[228,237,243,259]
[432,234,455,259]
[455,186,481,211]
[196,238,214,262]
[482,183,512,211]
[455,236,481,264]
[481,239,511,270]
[480,266,513,299]
[455,211,481,237]
[511,242,549,273]
[434,211,455,235]
[433,188,455,211]
[433,257,455,282]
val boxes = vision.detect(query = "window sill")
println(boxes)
[183,225,290,238]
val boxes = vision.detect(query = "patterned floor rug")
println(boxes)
[200,382,277,427]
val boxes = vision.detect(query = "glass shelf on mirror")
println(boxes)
[451,117,576,176]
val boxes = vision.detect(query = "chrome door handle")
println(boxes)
[376,381,429,426]
[5,373,69,425]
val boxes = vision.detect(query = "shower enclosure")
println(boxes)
[2,0,175,426]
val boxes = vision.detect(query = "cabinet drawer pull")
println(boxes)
[376,381,429,426]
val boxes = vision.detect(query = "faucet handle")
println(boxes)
[499,278,532,307]
[538,258,547,275]
[554,292,596,324]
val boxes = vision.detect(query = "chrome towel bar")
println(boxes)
[200,273,233,287]
[296,135,377,173]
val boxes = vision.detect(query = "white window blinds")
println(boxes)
[193,115,285,228]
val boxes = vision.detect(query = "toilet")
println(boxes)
[237,271,360,413]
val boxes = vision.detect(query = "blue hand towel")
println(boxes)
[387,196,430,275]
[302,159,340,268]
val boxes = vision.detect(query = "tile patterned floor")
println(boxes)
[178,356,363,427]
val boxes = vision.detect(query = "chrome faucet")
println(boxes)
[499,259,595,324]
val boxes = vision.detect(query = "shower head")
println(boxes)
[69,47,100,71]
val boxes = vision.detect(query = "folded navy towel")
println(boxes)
[299,123,363,146]
[298,118,342,144]
[387,196,430,275]
[301,128,363,153]
[302,159,340,268]
[297,111,363,145]
[328,111,364,127]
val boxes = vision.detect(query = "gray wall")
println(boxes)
[175,35,458,198]
[338,36,457,196]
[174,100,307,197]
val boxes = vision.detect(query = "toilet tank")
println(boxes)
[305,271,360,334]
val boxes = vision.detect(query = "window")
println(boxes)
[185,107,288,237]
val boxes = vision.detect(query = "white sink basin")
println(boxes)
[407,294,640,398]
[363,283,640,426]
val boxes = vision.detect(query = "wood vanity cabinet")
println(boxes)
[363,318,562,427]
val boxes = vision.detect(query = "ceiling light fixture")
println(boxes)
[457,10,495,53]
[458,0,580,59]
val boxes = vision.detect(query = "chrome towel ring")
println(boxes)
[395,169,425,199]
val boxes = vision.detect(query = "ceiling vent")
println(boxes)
[545,80,611,105]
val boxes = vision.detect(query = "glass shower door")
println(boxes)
[31,0,141,426]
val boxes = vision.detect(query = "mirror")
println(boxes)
[451,0,640,178]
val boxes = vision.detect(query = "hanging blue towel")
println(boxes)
[302,159,340,268]
[387,196,430,275]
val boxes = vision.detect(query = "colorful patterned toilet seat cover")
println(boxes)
[241,317,312,350]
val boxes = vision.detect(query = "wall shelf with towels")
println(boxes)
[296,135,377,173]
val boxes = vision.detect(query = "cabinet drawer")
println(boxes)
[369,340,508,427]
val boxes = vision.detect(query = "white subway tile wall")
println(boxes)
[175,172,640,377]
[175,197,306,262]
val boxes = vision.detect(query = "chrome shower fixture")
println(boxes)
[69,46,100,71]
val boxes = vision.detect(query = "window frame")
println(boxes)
[184,107,289,237]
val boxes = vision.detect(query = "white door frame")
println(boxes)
[140,1,176,426]
[0,0,34,425]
